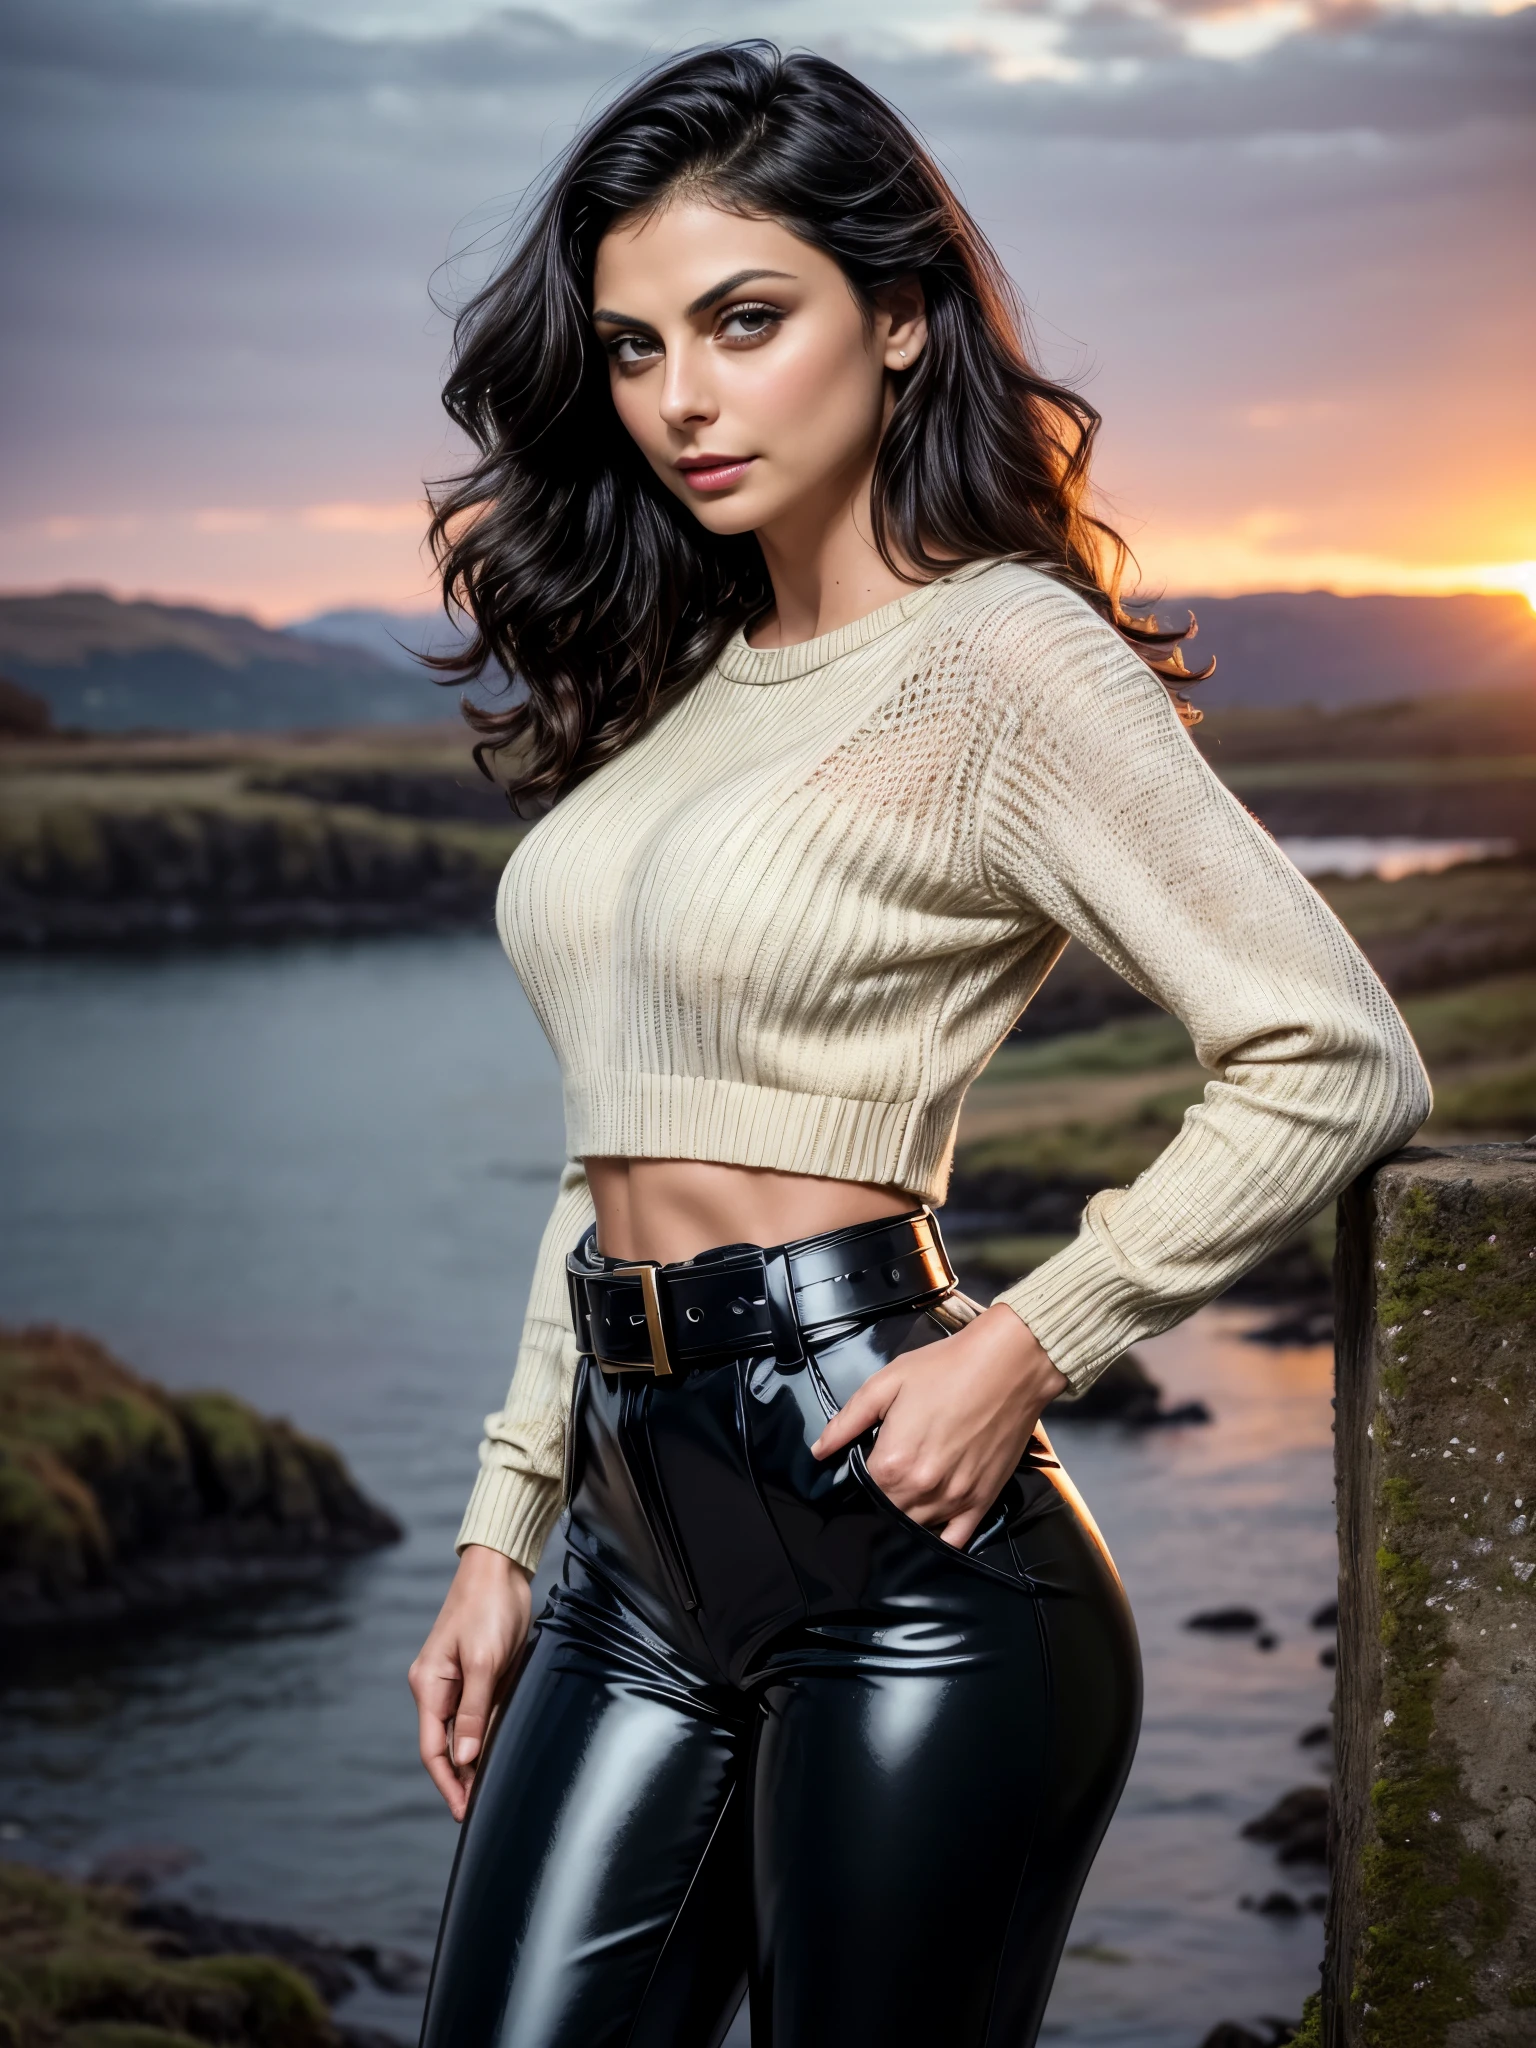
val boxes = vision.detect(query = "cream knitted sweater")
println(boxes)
[457,559,1429,1567]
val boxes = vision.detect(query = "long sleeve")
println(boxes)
[979,584,1431,1390]
[455,1161,596,1569]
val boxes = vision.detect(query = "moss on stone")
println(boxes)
[0,1442,110,1588]
[1290,1991,1322,2047]
[1375,1183,1532,1333]
[0,1863,336,2048]
[171,1393,270,1518]
[1354,1502,1512,2045]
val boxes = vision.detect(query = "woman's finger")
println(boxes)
[939,1503,987,1549]
[811,1366,897,1459]
[419,1706,468,1819]
[452,1650,503,1773]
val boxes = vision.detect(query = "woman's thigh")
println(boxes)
[743,1315,1142,2048]
[419,1581,751,2048]
[746,1591,1043,2048]
[748,1574,1136,2048]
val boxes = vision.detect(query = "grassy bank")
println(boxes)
[0,1862,339,2047]
[0,727,522,945]
[0,1325,400,1632]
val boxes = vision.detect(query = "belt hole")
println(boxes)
[729,1298,749,1315]
[887,1266,902,1283]
[685,1306,703,1324]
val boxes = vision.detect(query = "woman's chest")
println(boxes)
[496,667,988,995]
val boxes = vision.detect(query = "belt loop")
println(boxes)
[763,1245,806,1367]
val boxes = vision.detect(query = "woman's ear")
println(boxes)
[878,275,929,373]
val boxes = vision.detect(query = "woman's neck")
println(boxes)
[748,457,927,649]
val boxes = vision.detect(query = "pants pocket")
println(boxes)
[805,1313,1034,1592]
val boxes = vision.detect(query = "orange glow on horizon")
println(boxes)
[3,503,1535,625]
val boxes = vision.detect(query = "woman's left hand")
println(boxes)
[811,1303,1071,1547]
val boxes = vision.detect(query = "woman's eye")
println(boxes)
[609,332,662,365]
[718,303,782,344]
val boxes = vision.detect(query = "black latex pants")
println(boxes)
[419,1301,1141,2048]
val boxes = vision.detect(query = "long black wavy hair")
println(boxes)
[428,40,1202,806]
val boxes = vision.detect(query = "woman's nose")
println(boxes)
[658,345,717,431]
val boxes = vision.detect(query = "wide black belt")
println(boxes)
[566,1207,956,1377]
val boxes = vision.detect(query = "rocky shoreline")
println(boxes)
[0,1859,415,2048]
[0,804,511,949]
[0,1324,401,1634]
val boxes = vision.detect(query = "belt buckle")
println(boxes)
[611,1264,674,1377]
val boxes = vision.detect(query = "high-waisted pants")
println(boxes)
[419,1294,1142,2048]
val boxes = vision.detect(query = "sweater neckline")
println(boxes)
[715,558,1002,685]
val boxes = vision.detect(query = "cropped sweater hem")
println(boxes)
[565,1071,954,1202]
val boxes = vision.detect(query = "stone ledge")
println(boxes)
[1327,1140,1536,2048]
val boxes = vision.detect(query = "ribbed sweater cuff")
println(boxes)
[455,1465,563,1574]
[992,1229,1154,1392]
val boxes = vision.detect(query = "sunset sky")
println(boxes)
[2,0,1532,623]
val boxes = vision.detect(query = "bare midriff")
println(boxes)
[584,1158,918,1266]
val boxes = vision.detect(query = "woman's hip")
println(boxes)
[560,1216,1138,1698]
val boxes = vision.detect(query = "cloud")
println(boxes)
[0,0,1530,614]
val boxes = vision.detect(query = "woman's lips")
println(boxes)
[677,456,755,493]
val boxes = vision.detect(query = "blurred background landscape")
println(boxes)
[1,2,1532,2045]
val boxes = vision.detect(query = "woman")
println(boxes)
[409,42,1426,2048]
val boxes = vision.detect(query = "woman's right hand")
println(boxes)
[409,1543,532,1821]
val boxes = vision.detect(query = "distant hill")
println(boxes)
[7,584,1532,732]
[0,588,444,731]
[1152,590,1536,708]
[293,606,467,672]
[301,589,1536,711]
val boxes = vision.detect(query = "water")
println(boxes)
[0,940,1336,2046]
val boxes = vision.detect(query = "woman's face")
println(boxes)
[591,200,926,540]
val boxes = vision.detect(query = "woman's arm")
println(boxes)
[973,581,1430,1388]
[409,1161,594,1816]
[818,577,1430,1537]
[456,1159,595,1563]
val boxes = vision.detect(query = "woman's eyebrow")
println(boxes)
[684,268,795,315]
[591,268,796,328]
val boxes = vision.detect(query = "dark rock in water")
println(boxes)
[1186,1605,1263,1633]
[132,1900,427,2006]
[1050,1350,1163,1421]
[1048,1349,1212,1427]
[1310,1598,1338,1630]
[1148,1397,1214,1426]
[1221,1235,1331,1305]
[1255,1630,1279,1651]
[1318,1645,1337,1668]
[0,1322,401,1632]
[1298,1721,1332,1749]
[1244,1304,1335,1347]
[135,1899,364,2004]
[1197,2026,1302,2048]
[1242,1785,1331,1865]
[1240,1889,1302,1916]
